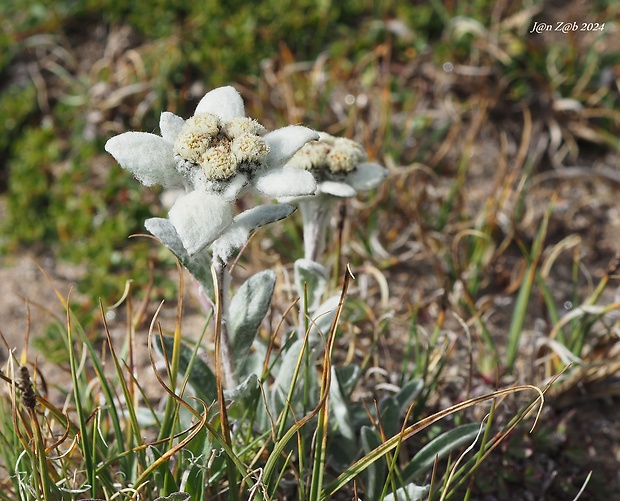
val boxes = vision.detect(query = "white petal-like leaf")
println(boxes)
[234,203,296,229]
[194,86,245,121]
[346,162,387,192]
[228,271,276,374]
[211,204,295,262]
[254,166,317,198]
[105,132,184,188]
[264,126,319,167]
[220,172,248,202]
[159,112,185,143]
[211,226,249,264]
[319,180,357,198]
[145,217,213,294]
[168,191,233,255]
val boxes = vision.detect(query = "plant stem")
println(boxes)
[300,197,333,263]
[214,258,237,389]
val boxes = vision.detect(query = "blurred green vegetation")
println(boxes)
[0,0,618,318]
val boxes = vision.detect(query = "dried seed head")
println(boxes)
[18,366,36,410]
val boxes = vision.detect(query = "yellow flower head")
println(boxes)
[288,132,367,174]
[174,113,270,181]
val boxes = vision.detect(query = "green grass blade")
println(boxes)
[506,197,554,371]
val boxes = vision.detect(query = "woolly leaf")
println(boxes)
[155,493,191,501]
[329,367,355,443]
[361,426,386,501]
[383,483,429,501]
[307,295,340,345]
[294,258,328,313]
[402,423,482,482]
[211,204,295,262]
[229,270,276,374]
[145,217,213,295]
[223,373,259,401]
[395,378,424,415]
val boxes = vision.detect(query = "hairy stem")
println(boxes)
[214,259,237,389]
[300,197,334,263]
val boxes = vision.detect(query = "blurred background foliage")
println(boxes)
[0,0,618,315]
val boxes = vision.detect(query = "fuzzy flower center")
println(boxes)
[173,114,270,181]
[288,133,367,174]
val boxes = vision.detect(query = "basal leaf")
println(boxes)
[383,482,430,501]
[157,335,217,404]
[294,258,328,313]
[402,422,482,482]
[361,425,386,501]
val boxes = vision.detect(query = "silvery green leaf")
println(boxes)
[329,367,355,442]
[183,426,212,498]
[271,339,319,411]
[402,423,482,482]
[294,259,328,313]
[240,341,268,378]
[234,203,296,230]
[156,335,217,404]
[395,378,424,415]
[154,493,191,501]
[306,295,341,344]
[127,407,164,428]
[229,270,276,374]
[223,373,259,401]
[211,204,296,263]
[145,217,186,257]
[335,364,361,395]
[383,483,430,501]
[347,162,387,192]
[378,396,400,439]
[361,426,386,501]
[145,218,213,295]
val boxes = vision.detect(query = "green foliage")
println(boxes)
[2,122,156,309]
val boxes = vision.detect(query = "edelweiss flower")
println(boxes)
[105,86,318,255]
[284,132,387,262]
[286,132,386,198]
